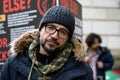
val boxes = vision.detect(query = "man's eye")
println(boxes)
[60,30,67,35]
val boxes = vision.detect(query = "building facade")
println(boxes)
[78,0,120,69]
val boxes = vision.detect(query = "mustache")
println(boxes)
[46,37,59,45]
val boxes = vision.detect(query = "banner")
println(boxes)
[0,0,82,70]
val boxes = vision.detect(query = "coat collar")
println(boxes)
[11,52,87,80]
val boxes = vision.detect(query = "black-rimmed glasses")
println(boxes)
[45,24,69,39]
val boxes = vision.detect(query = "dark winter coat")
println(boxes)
[96,46,114,80]
[0,30,93,80]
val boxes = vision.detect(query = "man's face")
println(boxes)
[91,38,100,50]
[40,23,69,54]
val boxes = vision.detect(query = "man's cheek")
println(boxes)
[60,41,66,47]
[40,36,46,45]
[40,33,46,40]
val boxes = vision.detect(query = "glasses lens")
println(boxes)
[59,30,68,39]
[45,24,56,34]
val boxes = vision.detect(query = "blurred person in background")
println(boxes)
[84,33,114,80]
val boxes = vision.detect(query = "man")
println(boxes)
[85,33,114,80]
[0,6,93,80]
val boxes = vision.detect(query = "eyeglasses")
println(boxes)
[44,23,69,39]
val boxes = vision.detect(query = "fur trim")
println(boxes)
[10,29,86,61]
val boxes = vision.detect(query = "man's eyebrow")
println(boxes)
[47,23,69,32]
[59,27,69,32]
[47,23,56,27]
[59,28,69,33]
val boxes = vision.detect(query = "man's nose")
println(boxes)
[51,31,59,39]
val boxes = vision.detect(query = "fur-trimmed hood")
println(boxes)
[10,29,87,61]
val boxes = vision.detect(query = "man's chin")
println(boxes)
[42,44,59,55]
[45,48,59,55]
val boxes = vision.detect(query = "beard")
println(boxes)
[40,37,60,55]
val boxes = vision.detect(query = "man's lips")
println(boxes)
[47,41,58,46]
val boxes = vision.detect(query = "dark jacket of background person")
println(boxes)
[93,46,113,80]
[0,30,93,80]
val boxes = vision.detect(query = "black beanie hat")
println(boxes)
[39,5,75,39]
